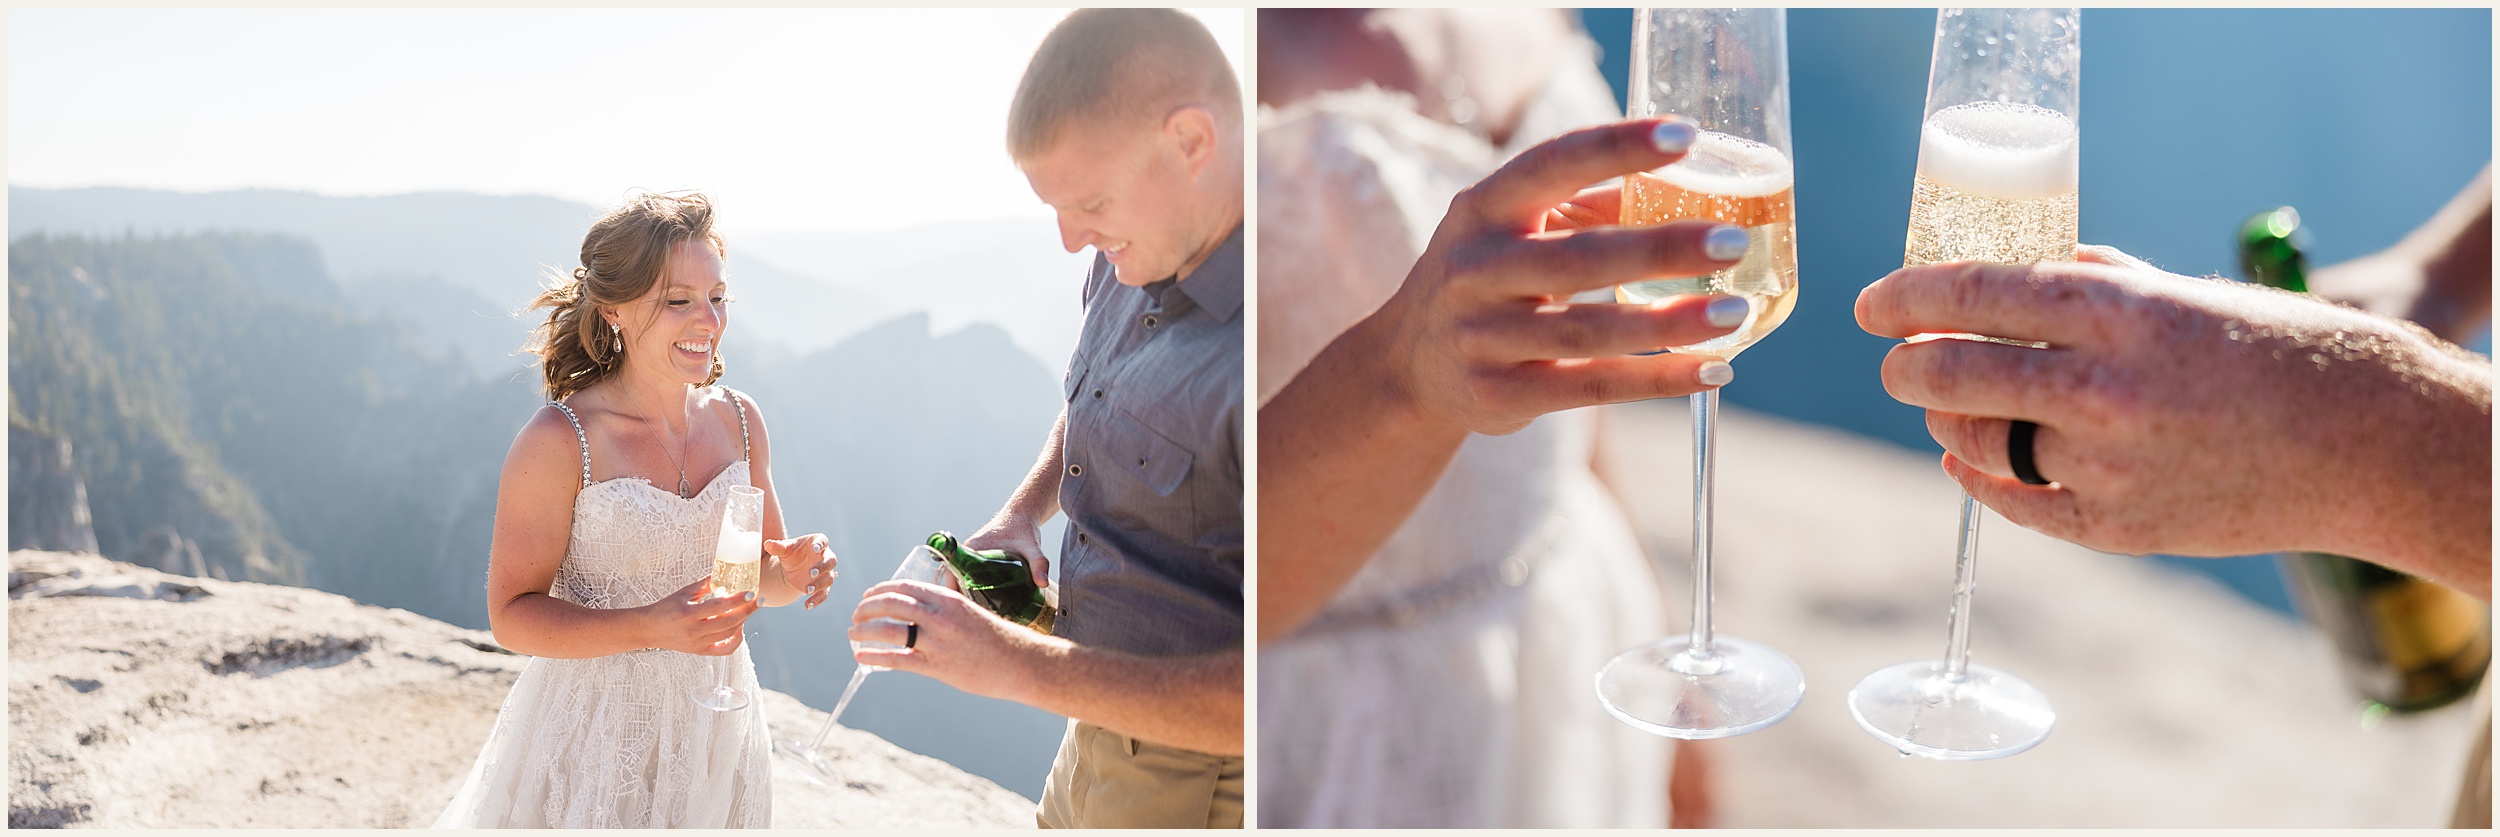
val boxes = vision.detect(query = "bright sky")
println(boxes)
[8,8,1249,234]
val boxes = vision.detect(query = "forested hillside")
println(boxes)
[9,232,537,620]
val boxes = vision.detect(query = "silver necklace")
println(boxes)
[627,388,694,498]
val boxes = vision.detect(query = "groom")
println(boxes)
[849,8,1244,829]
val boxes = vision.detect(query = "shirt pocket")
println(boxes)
[1064,364,1090,404]
[1107,407,1194,497]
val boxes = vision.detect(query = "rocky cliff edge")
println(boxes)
[7,550,1034,828]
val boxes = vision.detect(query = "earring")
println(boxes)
[611,323,622,353]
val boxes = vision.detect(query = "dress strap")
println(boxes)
[549,400,592,488]
[722,387,751,462]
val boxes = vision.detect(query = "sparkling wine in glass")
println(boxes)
[772,543,950,787]
[1593,6,1807,740]
[1846,7,2077,761]
[694,484,766,712]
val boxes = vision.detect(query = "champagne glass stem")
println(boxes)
[805,666,873,751]
[1943,493,1984,679]
[1687,388,1719,659]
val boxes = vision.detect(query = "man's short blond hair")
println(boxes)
[1007,9,1241,160]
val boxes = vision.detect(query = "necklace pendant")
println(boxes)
[678,475,694,498]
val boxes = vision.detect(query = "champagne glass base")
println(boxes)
[692,685,750,713]
[1595,634,1806,739]
[772,736,840,788]
[1847,660,2054,760]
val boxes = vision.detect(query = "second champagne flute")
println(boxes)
[1593,6,1807,740]
[771,543,951,787]
[1845,7,2079,761]
[693,484,766,712]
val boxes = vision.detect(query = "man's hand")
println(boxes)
[1856,245,2491,596]
[967,409,1069,591]
[966,516,1051,589]
[850,580,1243,754]
[850,579,1054,702]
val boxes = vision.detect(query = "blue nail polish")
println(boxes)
[1704,225,1751,261]
[1651,120,1698,154]
[1697,361,1735,386]
[1706,296,1751,328]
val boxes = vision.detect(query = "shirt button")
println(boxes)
[1067,463,1083,477]
[1092,389,1104,400]
[1143,314,1159,329]
[1077,531,1089,544]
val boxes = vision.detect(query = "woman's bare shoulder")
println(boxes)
[704,385,771,457]
[702,385,769,428]
[507,402,591,480]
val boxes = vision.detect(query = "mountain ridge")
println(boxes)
[7,186,902,373]
[7,225,1074,799]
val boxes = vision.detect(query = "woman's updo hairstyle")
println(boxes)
[524,191,728,401]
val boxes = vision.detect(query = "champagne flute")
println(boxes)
[694,484,766,712]
[772,543,950,787]
[1846,7,2078,761]
[1593,7,1807,740]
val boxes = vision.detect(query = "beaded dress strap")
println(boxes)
[549,400,592,488]
[723,387,751,461]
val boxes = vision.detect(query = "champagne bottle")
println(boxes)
[926,531,1056,634]
[2240,207,2492,712]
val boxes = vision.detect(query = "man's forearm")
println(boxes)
[1011,643,1244,756]
[2349,344,2493,600]
[1256,312,1471,644]
[994,409,1069,527]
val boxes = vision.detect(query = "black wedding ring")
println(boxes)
[904,622,919,649]
[2007,420,2050,486]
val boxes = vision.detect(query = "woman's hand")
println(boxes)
[1257,117,1756,642]
[1355,117,1754,437]
[764,533,835,609]
[641,575,759,655]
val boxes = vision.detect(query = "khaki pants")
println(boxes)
[1037,720,1244,828]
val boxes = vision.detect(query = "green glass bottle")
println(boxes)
[926,531,1057,634]
[2241,207,2491,713]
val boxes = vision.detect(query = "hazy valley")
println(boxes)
[7,186,1090,798]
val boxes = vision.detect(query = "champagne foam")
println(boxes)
[716,530,763,565]
[1915,101,2078,201]
[1656,130,1794,199]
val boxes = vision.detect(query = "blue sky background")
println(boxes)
[1582,8,2494,612]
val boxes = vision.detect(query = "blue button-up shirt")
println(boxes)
[1054,225,1244,657]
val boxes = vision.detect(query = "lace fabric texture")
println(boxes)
[1255,41,1674,829]
[433,463,770,828]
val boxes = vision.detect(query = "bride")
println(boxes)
[434,192,835,828]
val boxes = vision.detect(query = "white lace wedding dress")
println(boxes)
[1256,42,1674,829]
[433,394,770,828]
